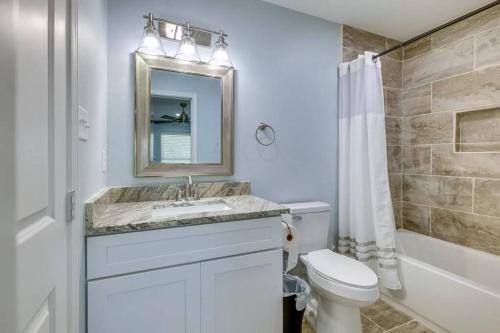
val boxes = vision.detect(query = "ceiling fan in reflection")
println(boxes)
[151,102,191,124]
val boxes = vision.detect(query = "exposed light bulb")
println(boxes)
[137,14,165,56]
[209,30,232,67]
[175,22,201,63]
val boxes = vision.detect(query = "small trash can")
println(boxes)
[283,274,311,333]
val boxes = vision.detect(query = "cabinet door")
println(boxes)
[201,250,283,333]
[88,263,200,333]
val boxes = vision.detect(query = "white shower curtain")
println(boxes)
[338,52,401,290]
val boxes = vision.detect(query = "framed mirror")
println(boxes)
[135,52,234,177]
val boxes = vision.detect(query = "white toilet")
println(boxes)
[283,202,380,333]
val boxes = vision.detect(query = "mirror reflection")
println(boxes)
[150,69,222,164]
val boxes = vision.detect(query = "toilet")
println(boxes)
[282,202,380,333]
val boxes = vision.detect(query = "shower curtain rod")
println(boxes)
[372,0,500,61]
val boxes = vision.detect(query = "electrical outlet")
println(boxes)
[78,106,90,141]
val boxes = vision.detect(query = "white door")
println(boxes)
[87,263,201,333]
[14,0,69,332]
[201,250,283,333]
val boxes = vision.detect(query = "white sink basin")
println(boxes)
[151,200,232,218]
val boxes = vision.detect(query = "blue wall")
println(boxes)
[107,0,341,243]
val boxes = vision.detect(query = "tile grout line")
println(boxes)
[361,313,385,332]
[385,320,417,333]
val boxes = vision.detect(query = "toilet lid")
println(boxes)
[307,249,378,289]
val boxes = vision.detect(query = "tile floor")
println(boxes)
[302,299,436,333]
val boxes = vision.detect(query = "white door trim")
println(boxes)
[68,0,81,331]
[0,0,17,331]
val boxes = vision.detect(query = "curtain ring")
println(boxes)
[255,122,276,146]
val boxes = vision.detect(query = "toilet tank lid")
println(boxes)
[282,202,331,214]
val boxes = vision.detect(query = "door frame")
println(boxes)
[68,0,81,331]
[0,0,17,331]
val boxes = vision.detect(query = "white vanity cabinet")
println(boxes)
[88,263,201,333]
[86,217,283,333]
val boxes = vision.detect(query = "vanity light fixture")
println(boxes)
[175,22,201,63]
[137,13,165,56]
[209,30,232,67]
[137,14,233,67]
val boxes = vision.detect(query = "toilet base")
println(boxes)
[315,294,362,333]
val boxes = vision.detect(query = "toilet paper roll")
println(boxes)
[282,218,299,273]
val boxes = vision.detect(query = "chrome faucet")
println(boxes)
[185,176,193,198]
[180,176,198,200]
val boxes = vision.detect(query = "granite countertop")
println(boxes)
[85,182,289,237]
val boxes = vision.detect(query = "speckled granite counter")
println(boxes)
[85,182,289,237]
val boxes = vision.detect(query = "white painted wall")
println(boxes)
[76,0,108,331]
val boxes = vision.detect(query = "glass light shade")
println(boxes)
[137,22,165,56]
[209,37,232,67]
[175,34,201,62]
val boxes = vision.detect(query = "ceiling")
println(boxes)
[261,0,494,41]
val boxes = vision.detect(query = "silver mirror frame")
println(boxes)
[135,52,234,177]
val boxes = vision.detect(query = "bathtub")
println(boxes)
[382,230,500,333]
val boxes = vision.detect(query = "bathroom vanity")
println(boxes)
[85,182,287,333]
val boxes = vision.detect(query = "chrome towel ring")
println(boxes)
[255,122,276,146]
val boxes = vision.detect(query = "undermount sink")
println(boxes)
[151,200,232,218]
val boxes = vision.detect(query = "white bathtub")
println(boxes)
[382,230,500,333]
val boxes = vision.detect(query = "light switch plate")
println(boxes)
[78,106,89,141]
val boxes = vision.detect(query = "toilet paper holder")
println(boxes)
[283,221,294,241]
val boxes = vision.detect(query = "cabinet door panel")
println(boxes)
[201,250,282,333]
[88,263,200,333]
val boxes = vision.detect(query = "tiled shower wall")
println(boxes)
[342,4,500,257]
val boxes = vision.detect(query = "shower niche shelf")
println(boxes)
[455,107,500,153]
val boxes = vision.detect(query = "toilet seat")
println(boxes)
[303,249,380,303]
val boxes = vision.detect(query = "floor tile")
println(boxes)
[361,299,412,330]
[386,320,435,333]
[302,320,314,333]
[362,315,385,333]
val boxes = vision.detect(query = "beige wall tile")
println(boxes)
[386,117,402,146]
[386,38,402,61]
[402,112,454,145]
[403,36,431,60]
[343,47,361,62]
[389,173,402,202]
[402,175,472,212]
[432,6,500,49]
[402,84,431,117]
[432,66,500,112]
[474,179,500,217]
[459,107,500,144]
[431,208,500,256]
[403,203,430,235]
[459,142,500,153]
[432,144,500,179]
[382,57,403,89]
[343,25,386,53]
[393,201,402,229]
[387,146,402,173]
[476,26,500,70]
[403,38,474,89]
[403,146,431,174]
[385,88,402,117]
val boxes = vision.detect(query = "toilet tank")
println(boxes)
[282,202,331,254]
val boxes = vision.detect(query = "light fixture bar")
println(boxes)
[142,14,228,38]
